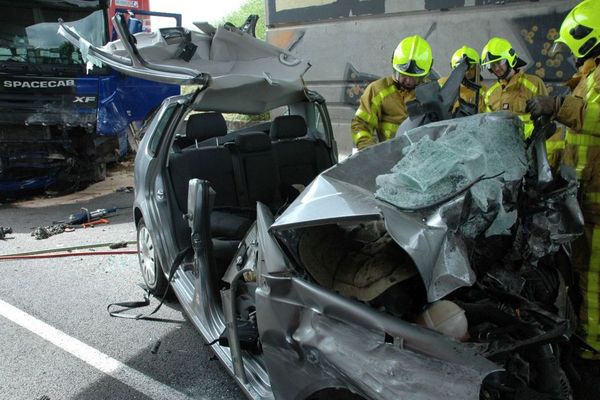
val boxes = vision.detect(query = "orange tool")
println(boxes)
[82,218,110,228]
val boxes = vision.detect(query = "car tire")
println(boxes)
[137,218,169,295]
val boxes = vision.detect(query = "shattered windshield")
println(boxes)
[376,115,527,210]
[376,114,528,238]
[0,5,104,66]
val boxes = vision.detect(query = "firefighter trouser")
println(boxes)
[576,221,600,358]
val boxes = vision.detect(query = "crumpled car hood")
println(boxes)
[272,112,582,302]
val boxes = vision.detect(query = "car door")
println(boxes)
[138,97,188,272]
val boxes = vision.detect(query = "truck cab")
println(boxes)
[0,0,179,197]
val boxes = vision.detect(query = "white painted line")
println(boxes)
[0,298,199,400]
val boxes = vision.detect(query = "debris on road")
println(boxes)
[116,186,134,193]
[29,207,120,237]
[0,226,13,240]
[31,224,69,240]
[109,241,128,249]
[151,339,162,354]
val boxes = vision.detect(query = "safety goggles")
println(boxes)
[550,36,597,58]
[393,59,427,77]
[485,58,507,71]
[452,55,479,69]
[393,69,425,83]
[464,56,478,66]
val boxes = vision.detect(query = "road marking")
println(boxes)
[0,298,198,400]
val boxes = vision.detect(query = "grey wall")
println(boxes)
[266,0,579,158]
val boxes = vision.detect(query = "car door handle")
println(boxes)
[156,190,165,200]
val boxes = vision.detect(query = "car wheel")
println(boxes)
[137,218,168,295]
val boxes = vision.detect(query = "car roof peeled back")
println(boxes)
[58,20,311,114]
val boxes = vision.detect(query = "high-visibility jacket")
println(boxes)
[555,56,600,358]
[557,56,600,223]
[484,70,548,139]
[351,76,416,150]
[545,128,566,170]
[438,76,486,114]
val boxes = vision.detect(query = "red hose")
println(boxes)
[0,250,138,261]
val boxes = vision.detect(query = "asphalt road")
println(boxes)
[0,185,246,400]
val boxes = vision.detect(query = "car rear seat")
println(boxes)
[169,113,253,286]
[169,112,253,238]
[269,115,332,188]
[228,132,282,212]
[169,112,237,212]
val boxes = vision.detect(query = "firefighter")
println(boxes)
[438,46,486,114]
[527,0,600,362]
[481,37,548,140]
[351,35,432,150]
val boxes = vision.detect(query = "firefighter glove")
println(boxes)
[526,96,563,119]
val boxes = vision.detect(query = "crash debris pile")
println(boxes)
[376,114,527,238]
[27,207,117,240]
[31,223,69,240]
[0,226,13,240]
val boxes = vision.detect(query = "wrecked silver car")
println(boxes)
[60,15,585,400]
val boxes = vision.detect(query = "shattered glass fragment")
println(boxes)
[73,28,104,73]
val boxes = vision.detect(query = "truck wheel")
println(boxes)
[137,218,168,295]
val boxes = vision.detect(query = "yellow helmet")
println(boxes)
[392,35,433,77]
[450,46,480,69]
[554,0,600,59]
[481,37,520,68]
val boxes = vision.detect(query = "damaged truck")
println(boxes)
[0,0,179,196]
[60,13,591,400]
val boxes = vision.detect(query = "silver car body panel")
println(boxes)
[255,274,500,400]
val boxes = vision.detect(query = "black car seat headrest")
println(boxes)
[186,112,227,141]
[235,132,271,153]
[270,115,307,140]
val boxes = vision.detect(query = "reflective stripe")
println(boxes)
[519,75,539,95]
[586,70,599,102]
[566,131,600,146]
[590,226,600,273]
[545,140,565,151]
[352,130,371,145]
[582,342,600,357]
[484,82,501,110]
[585,227,600,348]
[582,71,600,134]
[355,108,377,128]
[577,144,588,179]
[380,122,399,140]
[565,130,600,181]
[586,192,600,204]
[518,114,534,139]
[381,130,395,140]
[582,101,600,133]
[372,84,397,118]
